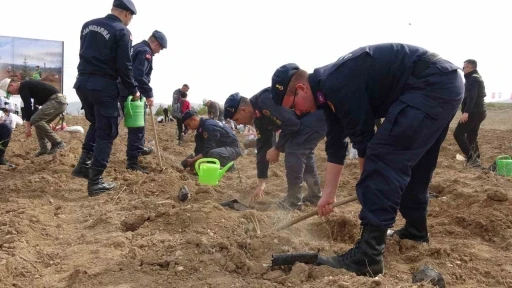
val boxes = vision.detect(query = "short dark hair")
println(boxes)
[180,91,187,98]
[182,84,189,88]
[464,59,477,69]
[238,96,250,109]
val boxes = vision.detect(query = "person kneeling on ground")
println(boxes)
[181,109,241,172]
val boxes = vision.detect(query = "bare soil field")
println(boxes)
[0,104,511,287]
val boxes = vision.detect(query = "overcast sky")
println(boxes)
[2,0,511,104]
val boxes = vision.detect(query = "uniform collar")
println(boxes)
[141,40,154,55]
[106,14,123,23]
[308,72,327,108]
[249,93,262,118]
[197,118,207,132]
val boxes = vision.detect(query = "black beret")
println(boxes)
[182,109,197,122]
[223,92,241,120]
[152,30,167,48]
[270,63,300,106]
[113,0,137,15]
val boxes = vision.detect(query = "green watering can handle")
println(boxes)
[126,96,133,116]
[125,95,146,116]
[496,155,511,163]
[195,158,220,174]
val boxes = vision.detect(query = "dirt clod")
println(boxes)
[120,212,148,232]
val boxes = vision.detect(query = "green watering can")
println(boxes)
[124,96,146,128]
[195,158,234,186]
[496,155,512,177]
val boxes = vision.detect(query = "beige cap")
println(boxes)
[0,78,11,93]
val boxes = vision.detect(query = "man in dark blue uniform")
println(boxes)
[118,30,167,174]
[72,0,140,197]
[224,89,327,210]
[270,43,464,276]
[0,121,13,167]
[180,110,241,170]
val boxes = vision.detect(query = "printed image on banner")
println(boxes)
[0,35,64,94]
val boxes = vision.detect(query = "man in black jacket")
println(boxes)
[453,59,486,167]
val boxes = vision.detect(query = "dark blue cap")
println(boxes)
[223,92,241,120]
[152,30,167,48]
[271,63,300,106]
[113,0,137,15]
[182,109,197,122]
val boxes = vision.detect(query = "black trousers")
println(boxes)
[176,118,184,140]
[453,111,486,160]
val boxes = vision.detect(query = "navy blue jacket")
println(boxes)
[194,118,239,156]
[76,14,138,96]
[251,87,301,178]
[119,40,154,98]
[309,43,459,164]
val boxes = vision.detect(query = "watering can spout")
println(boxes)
[218,161,234,180]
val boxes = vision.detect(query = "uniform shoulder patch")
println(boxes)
[145,54,152,60]
[203,132,208,138]
[262,110,270,116]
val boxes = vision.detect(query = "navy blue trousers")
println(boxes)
[74,77,120,171]
[0,122,12,159]
[284,110,327,187]
[357,68,464,229]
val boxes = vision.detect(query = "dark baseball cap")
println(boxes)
[270,63,300,106]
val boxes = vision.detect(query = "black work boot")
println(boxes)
[141,147,154,156]
[0,157,7,165]
[48,141,66,154]
[126,158,149,174]
[277,185,303,210]
[88,168,116,197]
[71,151,92,179]
[315,224,387,277]
[302,179,322,206]
[389,217,430,243]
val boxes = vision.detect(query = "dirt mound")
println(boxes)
[0,109,511,287]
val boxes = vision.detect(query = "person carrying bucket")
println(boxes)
[223,89,327,210]
[117,30,168,174]
[71,0,140,197]
[180,110,241,172]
